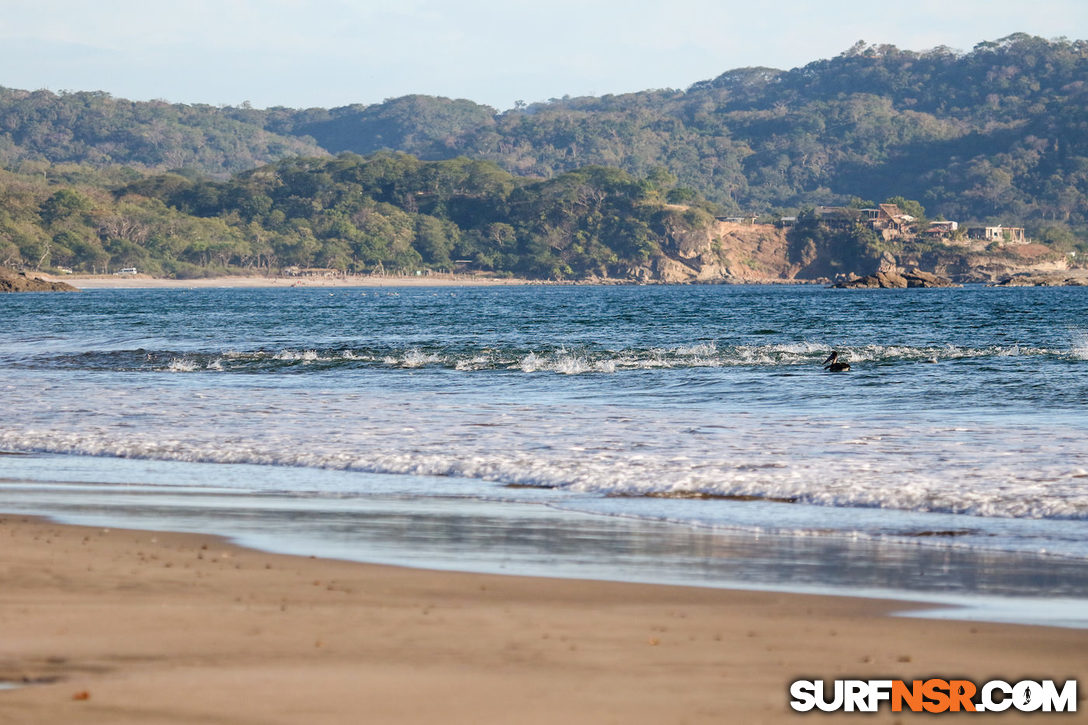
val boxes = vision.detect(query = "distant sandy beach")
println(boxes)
[47,273,545,290]
[43,273,821,289]
[1,515,1084,724]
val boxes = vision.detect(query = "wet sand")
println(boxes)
[0,516,1084,723]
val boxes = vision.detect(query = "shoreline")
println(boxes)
[1,515,1085,723]
[36,269,1088,290]
[50,272,547,289]
[7,454,1088,627]
[42,272,829,289]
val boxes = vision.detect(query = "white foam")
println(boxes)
[75,340,1078,377]
[516,352,543,372]
[454,355,493,371]
[674,342,718,356]
[8,335,1088,564]
[4,393,1088,526]
[273,349,321,361]
[397,349,443,368]
[165,358,197,372]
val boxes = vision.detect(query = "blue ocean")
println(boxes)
[3,284,1088,623]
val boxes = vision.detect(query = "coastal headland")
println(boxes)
[0,516,1083,723]
[24,212,1086,290]
[0,267,79,292]
[45,267,1088,290]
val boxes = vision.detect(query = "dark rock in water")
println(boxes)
[832,267,958,289]
[833,270,907,288]
[994,272,1088,287]
[902,268,960,288]
[0,267,79,292]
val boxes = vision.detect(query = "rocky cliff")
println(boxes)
[618,221,799,283]
[0,268,80,292]
[832,266,959,289]
[626,220,1078,285]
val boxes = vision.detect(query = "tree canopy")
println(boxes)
[0,152,719,279]
[4,35,1088,233]
[2,34,1088,276]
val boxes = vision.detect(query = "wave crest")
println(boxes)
[26,341,1084,375]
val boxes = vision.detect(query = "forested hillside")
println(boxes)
[289,33,1087,230]
[3,34,1087,234]
[2,33,1087,280]
[0,88,326,175]
[0,152,717,279]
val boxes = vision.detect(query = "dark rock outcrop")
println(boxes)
[0,268,80,292]
[832,267,959,289]
[994,271,1088,287]
[901,268,961,288]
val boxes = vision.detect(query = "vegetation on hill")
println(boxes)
[1,153,717,279]
[247,96,499,158]
[4,34,1088,236]
[337,34,1088,234]
[0,88,326,175]
[1,33,1087,279]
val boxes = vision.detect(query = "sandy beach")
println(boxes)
[45,273,545,290]
[0,516,1083,724]
[40,272,814,289]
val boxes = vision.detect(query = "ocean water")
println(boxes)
[3,284,1088,617]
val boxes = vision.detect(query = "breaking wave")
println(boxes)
[23,341,1084,375]
[3,422,1088,524]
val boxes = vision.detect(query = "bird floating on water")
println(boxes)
[823,351,851,372]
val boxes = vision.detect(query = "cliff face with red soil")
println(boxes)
[615,221,801,283]
[624,221,1078,285]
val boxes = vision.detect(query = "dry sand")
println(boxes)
[47,273,543,290]
[0,515,1084,724]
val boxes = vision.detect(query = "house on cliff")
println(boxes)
[966,225,1026,243]
[861,204,915,239]
[924,220,959,239]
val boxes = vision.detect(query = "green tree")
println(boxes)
[414,215,455,267]
[39,189,92,226]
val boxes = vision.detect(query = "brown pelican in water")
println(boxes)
[823,351,850,372]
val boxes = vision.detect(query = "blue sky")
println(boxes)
[3,0,1088,111]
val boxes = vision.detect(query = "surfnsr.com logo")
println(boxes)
[789,679,1077,713]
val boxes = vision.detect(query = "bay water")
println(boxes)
[3,284,1087,623]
